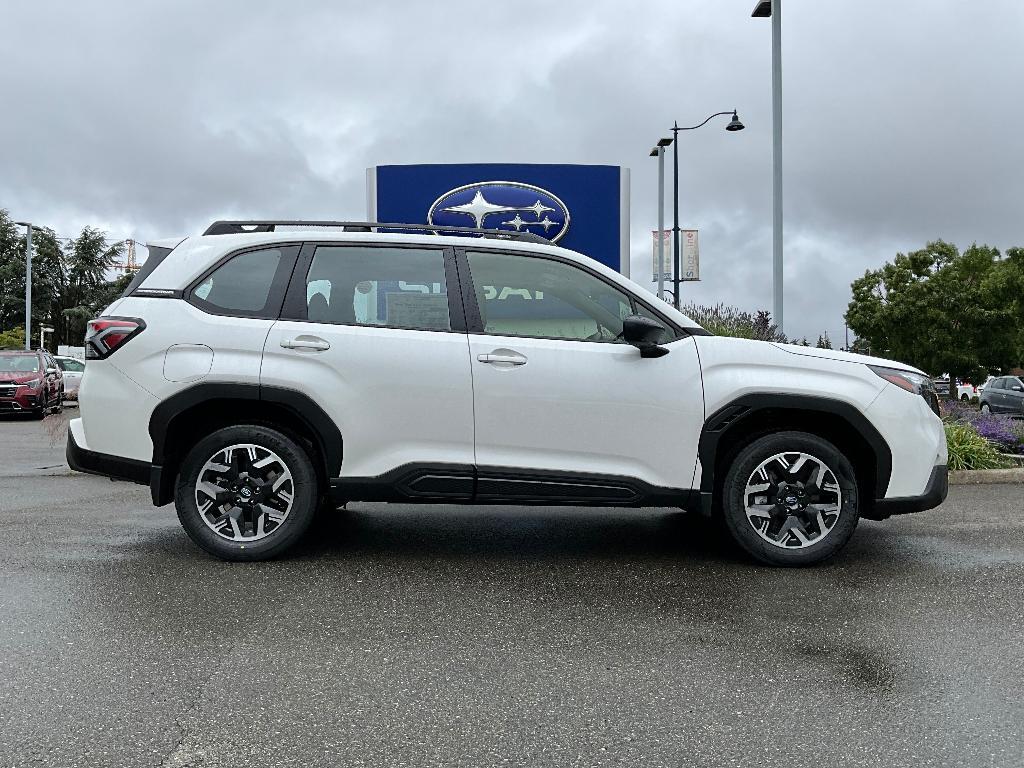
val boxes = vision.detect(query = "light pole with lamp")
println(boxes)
[752,0,783,333]
[14,221,34,350]
[649,137,673,301]
[667,110,744,309]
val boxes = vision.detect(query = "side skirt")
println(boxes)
[329,463,699,511]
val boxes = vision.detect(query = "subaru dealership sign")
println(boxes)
[367,163,631,276]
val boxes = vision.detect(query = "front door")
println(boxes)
[460,248,704,499]
[1005,377,1024,416]
[261,242,475,487]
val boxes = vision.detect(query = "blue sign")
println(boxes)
[368,163,630,275]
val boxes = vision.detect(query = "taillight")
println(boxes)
[85,317,146,359]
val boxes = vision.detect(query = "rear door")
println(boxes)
[261,242,475,489]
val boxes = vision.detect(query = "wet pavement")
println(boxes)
[1,412,1023,767]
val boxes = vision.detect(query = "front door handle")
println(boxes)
[477,352,527,366]
[281,336,330,351]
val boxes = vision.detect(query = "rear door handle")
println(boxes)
[281,336,330,351]
[477,352,527,366]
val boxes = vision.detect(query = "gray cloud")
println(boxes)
[1,0,1021,342]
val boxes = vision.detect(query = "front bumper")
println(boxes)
[869,464,948,519]
[66,428,150,485]
[0,391,40,411]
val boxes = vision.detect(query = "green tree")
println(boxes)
[816,331,833,349]
[59,229,124,346]
[0,325,25,349]
[0,209,128,349]
[845,240,1013,396]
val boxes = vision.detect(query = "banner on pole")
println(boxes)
[682,229,699,281]
[651,229,671,281]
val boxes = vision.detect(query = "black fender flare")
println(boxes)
[697,393,892,515]
[148,383,342,505]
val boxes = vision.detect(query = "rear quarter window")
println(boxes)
[188,245,299,319]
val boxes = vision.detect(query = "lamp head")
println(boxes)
[725,111,745,131]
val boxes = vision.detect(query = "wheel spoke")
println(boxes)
[746,503,776,520]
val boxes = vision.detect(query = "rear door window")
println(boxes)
[304,246,452,331]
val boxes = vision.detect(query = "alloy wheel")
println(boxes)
[743,451,843,549]
[194,443,295,542]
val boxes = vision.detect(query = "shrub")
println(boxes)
[680,303,786,342]
[941,401,1024,454]
[944,423,1013,470]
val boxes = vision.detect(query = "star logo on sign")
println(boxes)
[441,190,520,228]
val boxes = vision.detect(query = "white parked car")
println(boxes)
[67,220,948,565]
[53,355,86,403]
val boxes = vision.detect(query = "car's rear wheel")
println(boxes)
[175,425,319,561]
[721,431,860,566]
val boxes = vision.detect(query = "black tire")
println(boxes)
[960,393,969,402]
[720,431,860,566]
[980,402,991,414]
[31,391,47,420]
[175,424,319,561]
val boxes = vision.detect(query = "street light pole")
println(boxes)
[771,0,783,334]
[672,122,681,309]
[753,0,784,333]
[649,141,670,300]
[666,111,745,310]
[657,145,665,300]
[15,222,33,350]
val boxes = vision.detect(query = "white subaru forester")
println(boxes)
[68,220,948,565]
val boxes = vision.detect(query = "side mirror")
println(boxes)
[1013,385,1023,392]
[622,315,669,358]
[46,367,59,375]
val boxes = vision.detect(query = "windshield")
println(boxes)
[0,354,40,372]
[56,358,86,372]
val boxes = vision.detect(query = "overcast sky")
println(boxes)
[1,0,1021,342]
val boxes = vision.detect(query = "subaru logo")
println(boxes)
[427,181,570,242]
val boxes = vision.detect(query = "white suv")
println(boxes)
[67,220,948,565]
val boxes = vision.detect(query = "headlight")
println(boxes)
[869,365,939,415]
[22,378,42,390]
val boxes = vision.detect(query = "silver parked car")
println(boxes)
[54,356,86,404]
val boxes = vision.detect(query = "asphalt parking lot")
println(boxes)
[1,412,1022,767]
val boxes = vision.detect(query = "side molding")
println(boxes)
[330,463,699,510]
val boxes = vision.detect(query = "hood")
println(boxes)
[0,371,41,384]
[769,343,924,374]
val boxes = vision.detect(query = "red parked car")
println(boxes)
[0,349,64,418]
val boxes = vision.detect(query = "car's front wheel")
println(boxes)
[981,402,992,414]
[31,391,47,419]
[175,425,319,561]
[721,431,860,566]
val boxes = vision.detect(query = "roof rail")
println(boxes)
[202,220,550,244]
